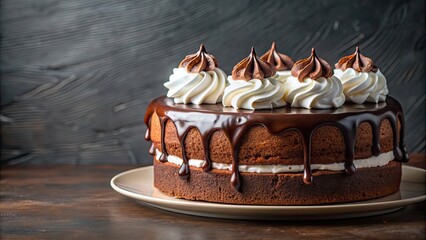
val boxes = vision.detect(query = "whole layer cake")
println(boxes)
[144,44,409,205]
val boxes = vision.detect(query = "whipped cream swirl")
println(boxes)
[164,67,227,104]
[283,75,345,109]
[334,68,388,104]
[223,47,285,110]
[275,71,292,82]
[222,76,286,110]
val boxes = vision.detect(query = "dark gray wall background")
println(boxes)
[1,0,425,165]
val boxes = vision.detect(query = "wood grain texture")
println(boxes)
[0,156,425,239]
[1,0,425,164]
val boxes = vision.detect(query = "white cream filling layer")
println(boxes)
[155,149,394,173]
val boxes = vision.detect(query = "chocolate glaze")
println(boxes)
[144,96,409,191]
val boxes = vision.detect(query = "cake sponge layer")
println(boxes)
[154,159,401,205]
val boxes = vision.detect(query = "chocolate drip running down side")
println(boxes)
[144,96,409,192]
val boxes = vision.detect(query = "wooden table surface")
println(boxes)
[1,154,425,239]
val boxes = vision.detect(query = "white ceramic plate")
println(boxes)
[111,165,425,220]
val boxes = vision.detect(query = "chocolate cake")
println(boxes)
[145,44,409,205]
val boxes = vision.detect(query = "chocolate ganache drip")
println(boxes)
[232,47,277,81]
[260,42,295,71]
[144,96,409,192]
[291,48,333,82]
[178,44,218,73]
[335,46,378,73]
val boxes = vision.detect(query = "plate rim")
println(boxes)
[111,165,426,212]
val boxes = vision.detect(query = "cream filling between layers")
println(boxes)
[155,149,395,173]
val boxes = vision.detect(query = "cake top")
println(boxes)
[260,42,294,71]
[291,48,333,82]
[231,47,276,81]
[154,95,395,114]
[335,46,378,73]
[178,44,218,73]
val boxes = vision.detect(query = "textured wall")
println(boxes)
[1,0,425,164]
